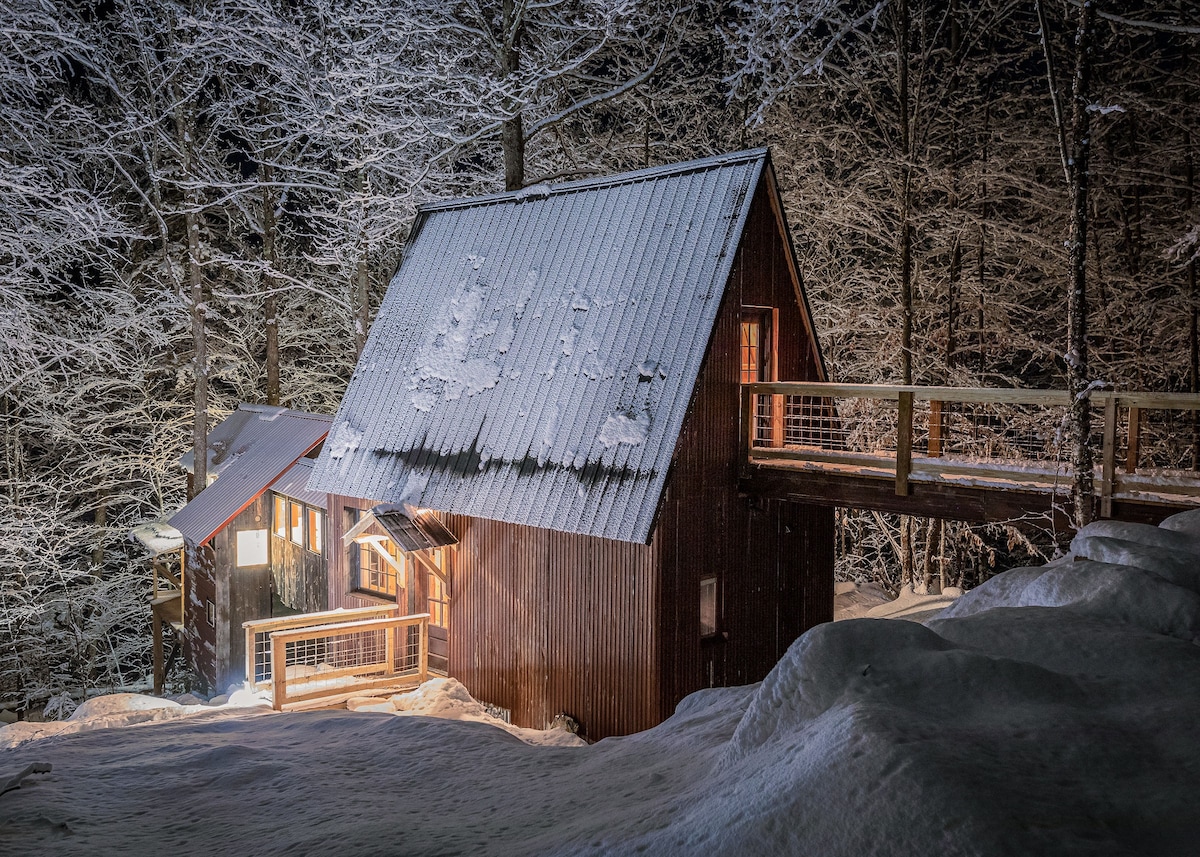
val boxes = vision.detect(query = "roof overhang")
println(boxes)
[343,505,458,553]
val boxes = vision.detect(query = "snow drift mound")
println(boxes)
[5,512,1200,856]
[603,509,1200,856]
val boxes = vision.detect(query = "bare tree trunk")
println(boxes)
[897,0,913,386]
[978,99,990,373]
[262,161,280,406]
[1066,0,1099,528]
[354,256,370,358]
[186,194,207,498]
[176,94,208,499]
[501,0,525,191]
[945,0,961,372]
[1187,135,1198,468]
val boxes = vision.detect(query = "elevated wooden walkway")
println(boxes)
[740,383,1200,524]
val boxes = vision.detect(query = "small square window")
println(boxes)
[700,576,718,638]
[236,529,268,567]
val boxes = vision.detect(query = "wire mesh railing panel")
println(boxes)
[1130,409,1200,471]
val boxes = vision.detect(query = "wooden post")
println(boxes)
[1100,395,1117,519]
[152,612,164,695]
[771,394,785,448]
[928,400,944,457]
[385,624,396,676]
[740,384,755,462]
[1125,406,1141,474]
[271,631,287,711]
[245,626,255,687]
[896,391,914,496]
[418,616,429,684]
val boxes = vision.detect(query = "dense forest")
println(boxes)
[3,0,1199,712]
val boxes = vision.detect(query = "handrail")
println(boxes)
[741,382,1200,516]
[746,381,1200,410]
[244,604,401,688]
[266,612,430,711]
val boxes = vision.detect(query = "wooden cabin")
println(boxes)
[306,149,835,738]
[168,404,331,691]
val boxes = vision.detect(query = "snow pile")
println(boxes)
[0,693,268,750]
[347,677,584,747]
[3,512,1200,855]
[833,580,963,621]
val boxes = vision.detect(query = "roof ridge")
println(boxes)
[419,148,769,214]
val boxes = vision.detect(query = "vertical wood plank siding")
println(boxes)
[445,515,660,739]
[657,173,833,710]
[184,494,274,692]
[183,542,218,690]
[212,495,273,689]
[270,508,329,615]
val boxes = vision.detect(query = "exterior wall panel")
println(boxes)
[656,174,833,713]
[446,515,661,739]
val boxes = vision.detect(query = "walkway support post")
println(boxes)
[896,391,914,496]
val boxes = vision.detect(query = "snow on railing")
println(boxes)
[741,383,1200,514]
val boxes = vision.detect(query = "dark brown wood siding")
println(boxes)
[444,515,662,739]
[269,496,328,614]
[182,497,273,693]
[655,173,833,713]
[182,542,217,691]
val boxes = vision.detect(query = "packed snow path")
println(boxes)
[4,513,1200,855]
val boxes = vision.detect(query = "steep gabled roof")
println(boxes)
[171,405,331,545]
[309,150,770,543]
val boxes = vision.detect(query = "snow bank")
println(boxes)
[3,512,1200,855]
[348,677,585,747]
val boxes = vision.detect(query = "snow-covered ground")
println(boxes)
[3,512,1200,855]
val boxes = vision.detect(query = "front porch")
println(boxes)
[243,606,433,711]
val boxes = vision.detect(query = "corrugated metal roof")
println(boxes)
[309,149,768,544]
[271,458,327,509]
[170,405,331,545]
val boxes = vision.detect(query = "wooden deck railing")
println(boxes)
[243,606,429,711]
[742,382,1200,515]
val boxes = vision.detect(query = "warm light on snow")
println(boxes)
[4,510,1200,854]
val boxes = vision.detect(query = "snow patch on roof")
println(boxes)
[326,420,362,460]
[408,284,502,407]
[598,411,650,448]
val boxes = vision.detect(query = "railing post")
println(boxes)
[771,393,785,448]
[1125,406,1141,474]
[1100,395,1117,519]
[419,616,429,684]
[245,625,255,687]
[896,391,913,496]
[271,631,287,711]
[740,384,755,464]
[928,400,944,457]
[385,624,396,677]
[152,612,164,695]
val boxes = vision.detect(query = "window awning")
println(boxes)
[343,505,458,553]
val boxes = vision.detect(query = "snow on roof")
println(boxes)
[309,149,768,543]
[5,510,1200,854]
[127,520,184,556]
[169,405,332,545]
